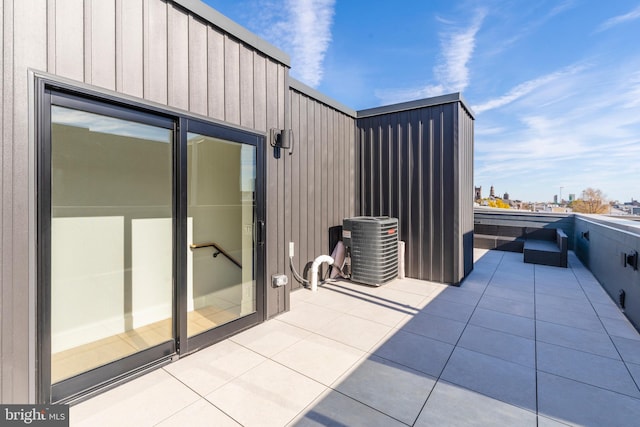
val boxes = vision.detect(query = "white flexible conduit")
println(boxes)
[310,255,334,292]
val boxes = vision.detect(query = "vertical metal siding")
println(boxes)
[286,88,357,291]
[1,0,289,402]
[357,100,474,284]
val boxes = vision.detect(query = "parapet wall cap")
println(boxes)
[357,92,475,119]
[174,0,290,66]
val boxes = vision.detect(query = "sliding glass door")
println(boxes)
[38,84,265,403]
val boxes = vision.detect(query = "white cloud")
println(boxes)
[596,5,640,32]
[251,0,335,88]
[287,0,335,87]
[375,9,486,105]
[474,61,640,201]
[435,9,486,93]
[472,64,587,114]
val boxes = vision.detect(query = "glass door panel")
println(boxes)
[186,133,256,337]
[50,106,174,383]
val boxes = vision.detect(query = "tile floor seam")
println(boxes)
[455,326,536,369]
[534,366,640,401]
[151,396,243,427]
[533,264,540,427]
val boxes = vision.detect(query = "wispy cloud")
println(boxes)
[596,4,640,32]
[249,0,335,88]
[474,60,640,201]
[472,63,588,114]
[375,9,486,105]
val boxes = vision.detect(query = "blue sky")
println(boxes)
[203,0,640,203]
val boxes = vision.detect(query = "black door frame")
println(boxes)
[36,77,266,403]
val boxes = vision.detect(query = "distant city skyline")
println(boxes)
[204,0,640,203]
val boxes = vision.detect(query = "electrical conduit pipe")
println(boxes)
[310,255,334,292]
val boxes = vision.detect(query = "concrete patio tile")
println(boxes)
[164,340,266,396]
[538,371,640,427]
[402,311,467,345]
[536,321,620,359]
[334,355,436,425]
[477,294,535,318]
[435,285,484,305]
[457,324,535,368]
[537,415,573,426]
[290,287,315,305]
[469,307,535,339]
[582,287,616,305]
[290,389,406,427]
[302,286,367,313]
[535,283,588,301]
[156,399,241,427]
[230,319,310,358]
[483,286,533,304]
[440,347,536,411]
[346,297,415,327]
[624,362,640,388]
[537,342,640,398]
[487,276,534,294]
[375,286,433,309]
[535,292,595,315]
[71,369,200,427]
[535,305,605,333]
[271,333,365,386]
[276,301,341,333]
[415,380,537,427]
[373,330,454,377]
[600,316,640,341]
[457,277,490,293]
[591,301,626,321]
[315,313,393,352]
[206,360,326,427]
[612,336,640,364]
[383,277,444,296]
[420,297,476,323]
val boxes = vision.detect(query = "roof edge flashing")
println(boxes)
[289,78,357,117]
[357,92,475,119]
[173,0,290,66]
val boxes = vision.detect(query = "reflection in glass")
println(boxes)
[187,133,256,337]
[50,106,173,383]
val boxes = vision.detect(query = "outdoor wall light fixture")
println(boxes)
[622,250,638,271]
[270,128,293,159]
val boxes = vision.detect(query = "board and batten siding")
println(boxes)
[357,94,474,284]
[286,81,357,294]
[1,0,289,403]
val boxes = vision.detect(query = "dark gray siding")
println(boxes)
[285,82,357,293]
[357,96,474,284]
[1,0,289,403]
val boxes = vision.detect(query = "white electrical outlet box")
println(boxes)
[272,274,288,287]
[289,242,295,257]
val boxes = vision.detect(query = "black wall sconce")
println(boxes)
[623,250,638,271]
[270,128,293,159]
[581,231,590,241]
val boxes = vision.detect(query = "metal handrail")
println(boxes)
[190,242,242,269]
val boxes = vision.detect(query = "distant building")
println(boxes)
[475,186,482,200]
[569,194,575,202]
[554,195,558,204]
[503,192,509,200]
[490,185,495,198]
